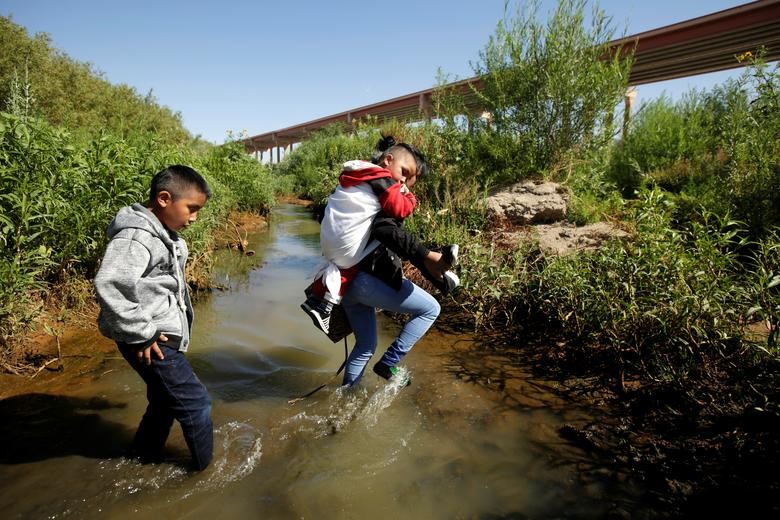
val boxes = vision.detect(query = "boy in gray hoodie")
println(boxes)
[94,165,213,471]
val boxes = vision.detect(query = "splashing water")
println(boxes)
[182,421,263,498]
[275,370,411,441]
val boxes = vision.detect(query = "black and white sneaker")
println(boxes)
[301,297,333,334]
[441,244,459,268]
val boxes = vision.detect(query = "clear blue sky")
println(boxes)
[1,0,750,143]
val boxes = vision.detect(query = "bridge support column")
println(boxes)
[419,93,432,120]
[623,87,637,137]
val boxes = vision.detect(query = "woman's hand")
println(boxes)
[423,253,446,280]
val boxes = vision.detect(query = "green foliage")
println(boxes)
[744,230,780,350]
[273,124,375,204]
[719,59,780,237]
[538,189,747,381]
[558,147,624,225]
[440,0,631,186]
[611,57,780,237]
[201,138,275,215]
[0,111,275,348]
[454,240,542,330]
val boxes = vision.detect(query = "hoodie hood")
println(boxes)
[108,203,178,247]
[339,160,392,189]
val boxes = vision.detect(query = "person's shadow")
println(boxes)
[0,393,133,464]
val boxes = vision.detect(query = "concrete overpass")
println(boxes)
[243,0,780,162]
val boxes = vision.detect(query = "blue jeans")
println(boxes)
[119,343,213,471]
[341,271,441,386]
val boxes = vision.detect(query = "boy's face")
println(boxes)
[383,152,419,189]
[152,188,208,231]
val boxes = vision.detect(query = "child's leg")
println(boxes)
[119,345,174,461]
[133,395,175,461]
[119,343,213,471]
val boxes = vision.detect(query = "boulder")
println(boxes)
[486,180,569,225]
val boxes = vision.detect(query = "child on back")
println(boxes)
[94,165,213,471]
[301,136,458,335]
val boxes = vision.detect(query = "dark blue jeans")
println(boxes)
[119,343,213,471]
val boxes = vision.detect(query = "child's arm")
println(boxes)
[367,178,417,219]
[94,237,163,350]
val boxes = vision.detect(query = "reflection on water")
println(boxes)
[0,204,647,519]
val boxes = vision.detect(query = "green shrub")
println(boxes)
[745,230,780,350]
[539,189,747,381]
[273,124,375,204]
[0,16,191,145]
[442,0,631,185]
[611,57,779,237]
[0,111,277,350]
[201,139,274,214]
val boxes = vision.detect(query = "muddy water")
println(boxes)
[0,204,645,519]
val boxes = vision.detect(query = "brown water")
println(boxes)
[0,204,646,519]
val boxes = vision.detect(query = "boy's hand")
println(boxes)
[399,183,410,194]
[138,334,167,365]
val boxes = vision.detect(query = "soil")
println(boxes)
[491,221,630,257]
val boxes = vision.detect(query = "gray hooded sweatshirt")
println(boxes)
[94,203,194,351]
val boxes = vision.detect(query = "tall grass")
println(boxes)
[0,111,275,352]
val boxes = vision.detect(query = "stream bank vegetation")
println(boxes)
[275,0,779,514]
[0,15,279,372]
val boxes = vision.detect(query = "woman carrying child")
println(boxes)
[338,137,456,386]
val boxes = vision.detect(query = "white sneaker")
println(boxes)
[443,271,460,295]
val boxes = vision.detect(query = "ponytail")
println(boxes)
[371,134,429,179]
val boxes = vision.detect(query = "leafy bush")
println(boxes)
[745,230,780,349]
[0,111,275,350]
[539,189,747,381]
[273,124,376,204]
[0,16,191,145]
[201,139,275,214]
[440,0,631,186]
[612,57,780,237]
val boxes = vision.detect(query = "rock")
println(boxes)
[486,180,569,225]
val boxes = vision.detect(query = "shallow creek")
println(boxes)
[0,204,646,519]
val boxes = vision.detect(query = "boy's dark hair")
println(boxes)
[149,165,212,204]
[371,135,429,179]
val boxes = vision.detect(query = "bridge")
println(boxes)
[242,0,780,162]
